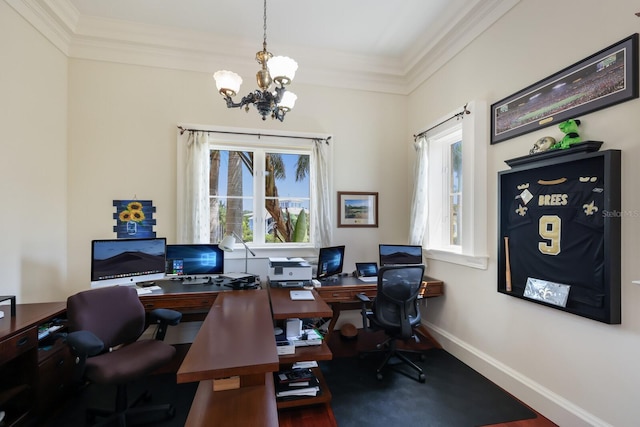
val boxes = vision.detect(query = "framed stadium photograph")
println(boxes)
[491,33,638,144]
[497,149,621,324]
[337,191,378,228]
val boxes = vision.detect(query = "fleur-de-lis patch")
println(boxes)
[582,200,599,216]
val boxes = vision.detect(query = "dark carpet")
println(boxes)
[320,349,536,427]
[44,350,535,427]
[43,373,197,427]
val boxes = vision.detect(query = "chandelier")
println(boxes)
[213,0,298,122]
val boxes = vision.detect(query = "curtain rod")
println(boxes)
[413,103,471,141]
[177,126,331,144]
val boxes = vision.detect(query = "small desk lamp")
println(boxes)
[219,231,256,274]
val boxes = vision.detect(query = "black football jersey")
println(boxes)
[506,167,605,309]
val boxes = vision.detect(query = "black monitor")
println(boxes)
[379,244,423,266]
[165,244,224,276]
[90,237,167,288]
[316,245,345,280]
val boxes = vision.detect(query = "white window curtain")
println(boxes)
[311,139,332,247]
[409,135,429,245]
[181,131,210,243]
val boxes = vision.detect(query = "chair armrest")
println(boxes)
[66,330,104,357]
[150,308,182,326]
[149,308,182,341]
[65,330,105,384]
[355,293,371,303]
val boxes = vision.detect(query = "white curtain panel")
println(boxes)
[181,131,211,243]
[409,135,428,245]
[312,139,332,247]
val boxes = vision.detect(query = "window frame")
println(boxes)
[177,124,332,254]
[418,101,488,269]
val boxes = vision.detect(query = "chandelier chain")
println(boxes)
[263,0,268,51]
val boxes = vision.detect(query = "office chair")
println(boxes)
[356,264,426,382]
[66,286,182,426]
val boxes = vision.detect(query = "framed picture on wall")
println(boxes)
[497,149,621,324]
[491,33,638,144]
[337,191,378,227]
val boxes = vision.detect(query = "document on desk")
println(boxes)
[135,285,161,295]
[290,290,314,300]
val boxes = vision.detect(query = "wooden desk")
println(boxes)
[269,287,333,320]
[0,302,70,426]
[177,289,280,427]
[137,280,231,319]
[314,275,444,335]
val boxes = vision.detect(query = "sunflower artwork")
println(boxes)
[113,200,156,238]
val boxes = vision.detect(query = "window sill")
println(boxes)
[424,249,488,270]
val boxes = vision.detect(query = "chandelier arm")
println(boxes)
[222,95,245,109]
[273,86,286,104]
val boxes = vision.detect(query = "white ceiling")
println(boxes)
[10,0,519,93]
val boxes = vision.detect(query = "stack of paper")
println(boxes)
[289,290,314,300]
[290,329,323,347]
[274,368,320,399]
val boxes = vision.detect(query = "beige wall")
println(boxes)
[409,0,640,425]
[4,0,640,424]
[65,59,408,296]
[0,2,68,302]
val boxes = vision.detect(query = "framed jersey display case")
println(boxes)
[498,149,621,324]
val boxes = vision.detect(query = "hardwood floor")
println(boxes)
[277,328,557,427]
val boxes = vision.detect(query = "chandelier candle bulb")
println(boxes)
[213,70,242,97]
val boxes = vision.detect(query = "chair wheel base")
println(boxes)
[166,406,176,419]
[418,373,426,383]
[376,373,383,381]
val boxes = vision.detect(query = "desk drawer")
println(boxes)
[141,294,217,312]
[0,327,37,365]
[317,288,376,302]
[420,281,444,297]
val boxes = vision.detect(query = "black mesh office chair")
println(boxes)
[66,286,182,426]
[357,264,426,382]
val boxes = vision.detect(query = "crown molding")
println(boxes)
[6,0,78,55]
[403,0,520,94]
[9,0,519,95]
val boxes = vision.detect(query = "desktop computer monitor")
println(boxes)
[165,244,224,277]
[316,245,345,280]
[379,244,423,266]
[90,237,167,288]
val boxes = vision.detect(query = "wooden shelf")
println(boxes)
[186,374,278,427]
[278,341,332,364]
[276,367,332,409]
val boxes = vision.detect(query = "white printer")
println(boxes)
[268,257,313,287]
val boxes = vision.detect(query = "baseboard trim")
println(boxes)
[423,321,612,427]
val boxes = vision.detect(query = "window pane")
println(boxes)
[264,153,310,243]
[451,140,462,193]
[209,150,254,243]
[450,141,462,246]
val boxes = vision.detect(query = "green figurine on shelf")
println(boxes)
[551,119,581,150]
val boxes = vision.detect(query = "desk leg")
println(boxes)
[326,303,341,336]
[415,324,442,349]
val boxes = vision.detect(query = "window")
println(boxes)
[411,100,488,269]
[427,126,463,251]
[177,126,332,250]
[209,147,311,245]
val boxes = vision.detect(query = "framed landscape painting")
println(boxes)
[337,191,378,227]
